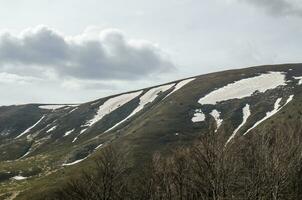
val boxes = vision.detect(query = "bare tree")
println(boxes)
[241,123,302,200]
[50,122,302,200]
[54,146,128,200]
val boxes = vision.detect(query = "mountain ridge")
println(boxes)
[1,63,302,199]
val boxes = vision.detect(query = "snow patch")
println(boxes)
[73,91,142,142]
[64,129,75,137]
[12,176,27,180]
[62,156,89,166]
[80,128,87,134]
[198,72,286,105]
[210,109,223,132]
[105,84,174,132]
[63,144,104,166]
[95,143,103,150]
[39,104,77,110]
[192,109,205,122]
[285,95,294,104]
[293,76,302,85]
[72,128,88,143]
[244,95,294,135]
[85,91,142,127]
[165,78,195,99]
[19,149,31,159]
[68,107,78,114]
[15,115,45,138]
[226,104,251,144]
[46,125,57,133]
[91,101,100,106]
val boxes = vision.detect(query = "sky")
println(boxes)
[0,0,301,105]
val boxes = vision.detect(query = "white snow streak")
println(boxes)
[15,115,45,138]
[63,144,104,166]
[243,95,294,135]
[198,72,286,105]
[105,84,174,132]
[226,104,251,144]
[293,76,302,85]
[192,109,206,122]
[72,128,88,143]
[95,143,103,150]
[285,95,294,104]
[210,109,223,132]
[62,156,89,166]
[91,101,100,106]
[73,91,141,142]
[19,149,31,159]
[12,176,27,180]
[165,78,195,99]
[85,91,142,127]
[39,105,77,110]
[46,125,57,133]
[64,129,75,137]
[68,107,78,114]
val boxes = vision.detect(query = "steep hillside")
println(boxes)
[1,63,302,199]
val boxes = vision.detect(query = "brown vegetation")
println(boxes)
[50,125,302,200]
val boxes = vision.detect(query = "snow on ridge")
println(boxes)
[105,84,175,132]
[192,109,205,122]
[293,76,302,85]
[243,98,282,135]
[68,107,78,114]
[15,115,45,139]
[226,104,251,144]
[85,91,142,128]
[210,109,223,132]
[243,95,294,136]
[91,101,100,106]
[164,78,195,99]
[198,72,287,105]
[63,129,75,137]
[73,91,142,142]
[39,104,77,110]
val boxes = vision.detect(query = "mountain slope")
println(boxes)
[1,63,302,199]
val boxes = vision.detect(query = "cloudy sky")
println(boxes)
[0,0,301,105]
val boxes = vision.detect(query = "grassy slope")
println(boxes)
[1,63,302,199]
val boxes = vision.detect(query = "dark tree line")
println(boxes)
[50,124,302,200]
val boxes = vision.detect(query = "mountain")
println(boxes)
[1,63,302,199]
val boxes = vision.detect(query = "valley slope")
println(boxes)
[1,63,302,199]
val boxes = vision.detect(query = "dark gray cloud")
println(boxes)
[0,26,175,81]
[239,0,302,17]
